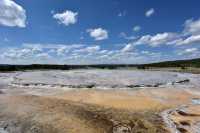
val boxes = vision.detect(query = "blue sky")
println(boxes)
[0,0,200,64]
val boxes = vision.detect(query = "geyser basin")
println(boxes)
[8,69,194,89]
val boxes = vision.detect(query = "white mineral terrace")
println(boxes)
[0,70,200,91]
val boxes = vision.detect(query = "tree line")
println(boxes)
[0,58,199,72]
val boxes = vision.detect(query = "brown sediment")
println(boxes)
[51,88,196,111]
[0,87,199,133]
[0,95,168,133]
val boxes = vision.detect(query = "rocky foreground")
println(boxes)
[0,69,200,133]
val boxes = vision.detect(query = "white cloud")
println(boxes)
[141,51,162,58]
[0,43,141,64]
[176,35,200,45]
[36,53,50,58]
[183,18,200,35]
[166,39,183,45]
[1,47,54,64]
[121,44,134,53]
[23,43,84,57]
[118,11,126,17]
[134,32,178,47]
[145,8,155,17]
[133,26,141,32]
[56,46,69,56]
[118,18,200,48]
[22,44,43,52]
[2,48,34,59]
[141,51,150,54]
[74,46,101,54]
[50,10,55,14]
[167,18,200,46]
[119,32,137,40]
[87,28,108,41]
[178,48,199,56]
[185,48,198,53]
[4,37,9,42]
[173,18,200,45]
[99,50,108,54]
[0,0,26,27]
[1,41,199,64]
[131,18,200,46]
[53,10,78,26]
[23,43,83,50]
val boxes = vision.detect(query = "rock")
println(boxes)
[177,110,200,117]
[176,79,190,84]
[0,90,3,94]
[179,121,191,126]
[177,127,188,133]
[113,124,131,133]
[30,125,40,133]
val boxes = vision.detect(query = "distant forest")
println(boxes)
[141,58,200,68]
[0,58,200,71]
